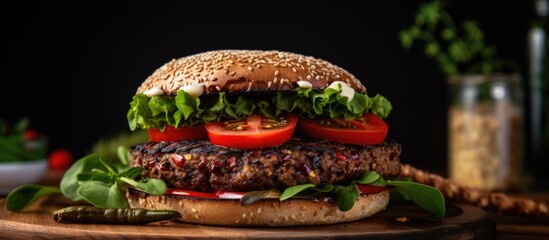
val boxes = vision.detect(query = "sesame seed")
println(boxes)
[247,66,253,71]
[292,67,297,72]
[274,70,279,76]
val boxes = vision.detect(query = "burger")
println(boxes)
[125,50,435,226]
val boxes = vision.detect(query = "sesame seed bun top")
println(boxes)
[136,50,367,95]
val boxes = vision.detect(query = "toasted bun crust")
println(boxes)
[127,190,389,227]
[136,50,366,95]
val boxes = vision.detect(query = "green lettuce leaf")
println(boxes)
[127,87,393,130]
[385,180,446,221]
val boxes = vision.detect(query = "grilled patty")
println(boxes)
[130,139,401,192]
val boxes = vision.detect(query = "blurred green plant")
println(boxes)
[90,130,148,163]
[399,0,520,75]
[0,118,48,162]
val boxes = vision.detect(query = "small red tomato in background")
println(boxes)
[23,129,40,141]
[48,148,74,171]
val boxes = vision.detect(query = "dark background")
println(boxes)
[1,1,535,172]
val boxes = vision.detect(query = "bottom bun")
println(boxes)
[127,190,389,227]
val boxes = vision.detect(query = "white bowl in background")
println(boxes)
[0,158,48,195]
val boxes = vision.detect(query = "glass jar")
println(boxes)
[447,73,524,191]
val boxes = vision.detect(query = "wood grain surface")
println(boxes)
[0,197,496,240]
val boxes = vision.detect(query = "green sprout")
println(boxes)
[399,0,519,75]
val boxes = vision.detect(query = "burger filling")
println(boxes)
[130,139,401,192]
[126,83,446,220]
[130,138,402,212]
[127,85,392,134]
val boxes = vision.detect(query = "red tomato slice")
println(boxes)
[356,184,387,194]
[148,124,208,142]
[298,113,388,145]
[204,114,298,149]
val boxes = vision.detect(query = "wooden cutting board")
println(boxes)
[0,197,496,239]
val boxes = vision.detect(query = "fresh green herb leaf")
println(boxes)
[135,179,166,196]
[117,146,131,165]
[386,180,446,221]
[59,151,166,209]
[241,189,281,206]
[77,181,130,209]
[119,167,143,179]
[60,154,110,201]
[316,184,335,192]
[279,184,334,201]
[389,188,411,202]
[355,171,381,184]
[76,171,113,184]
[7,145,166,211]
[371,176,387,186]
[6,184,62,212]
[334,184,359,211]
[400,0,518,75]
[293,185,336,199]
[279,183,315,201]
